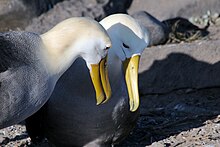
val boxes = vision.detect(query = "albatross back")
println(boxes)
[0,32,50,128]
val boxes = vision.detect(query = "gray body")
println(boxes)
[0,32,52,128]
[26,49,139,146]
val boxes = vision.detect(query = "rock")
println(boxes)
[0,0,32,31]
[0,0,63,31]
[131,11,168,46]
[139,40,220,94]
[25,0,104,33]
[128,0,220,21]
[0,0,133,32]
[25,0,132,33]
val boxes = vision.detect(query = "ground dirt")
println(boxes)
[1,0,220,147]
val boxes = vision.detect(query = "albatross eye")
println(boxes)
[123,43,129,49]
[104,45,111,50]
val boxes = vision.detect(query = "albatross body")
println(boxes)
[0,17,111,129]
[26,14,149,146]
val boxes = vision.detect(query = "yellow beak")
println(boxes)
[90,57,112,105]
[123,55,140,112]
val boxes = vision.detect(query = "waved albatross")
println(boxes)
[25,14,149,146]
[0,17,112,129]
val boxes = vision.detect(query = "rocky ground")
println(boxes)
[1,0,220,146]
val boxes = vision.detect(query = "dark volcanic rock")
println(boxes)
[128,0,220,21]
[131,11,168,46]
[139,40,220,94]
[25,0,132,33]
[0,0,63,31]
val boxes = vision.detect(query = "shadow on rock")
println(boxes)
[23,0,64,16]
[103,0,133,15]
[119,52,220,146]
[0,0,63,31]
[94,0,133,21]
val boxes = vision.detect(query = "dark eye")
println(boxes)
[104,46,111,50]
[123,43,129,48]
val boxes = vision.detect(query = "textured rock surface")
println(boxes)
[128,0,220,21]
[132,11,168,46]
[120,88,220,146]
[0,0,32,31]
[25,0,132,33]
[139,40,220,94]
[0,0,63,31]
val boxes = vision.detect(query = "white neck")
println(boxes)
[40,32,80,80]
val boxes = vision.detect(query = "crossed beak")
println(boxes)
[89,54,140,111]
[90,57,112,105]
[123,55,140,112]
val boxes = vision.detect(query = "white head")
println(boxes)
[42,17,111,73]
[100,14,149,61]
[41,17,112,104]
[100,14,149,112]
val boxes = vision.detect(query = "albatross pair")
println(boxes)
[0,17,112,129]
[26,14,150,146]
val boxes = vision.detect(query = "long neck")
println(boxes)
[40,31,80,80]
[108,42,123,84]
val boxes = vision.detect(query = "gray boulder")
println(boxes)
[131,11,168,46]
[128,0,220,21]
[139,40,220,94]
[0,0,62,31]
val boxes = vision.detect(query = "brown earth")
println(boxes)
[1,0,220,147]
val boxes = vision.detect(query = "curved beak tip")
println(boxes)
[96,101,102,105]
[90,57,112,105]
[101,92,112,104]
[123,55,141,112]
[129,103,139,112]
